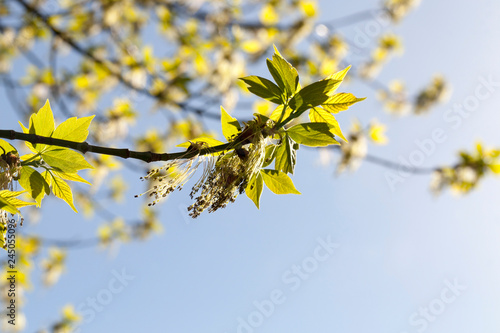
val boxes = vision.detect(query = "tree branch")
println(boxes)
[1,128,438,175]
[0,129,234,163]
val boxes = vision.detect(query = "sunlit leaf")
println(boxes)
[28,100,55,152]
[287,122,339,147]
[220,106,241,141]
[326,65,351,82]
[42,148,94,173]
[240,76,284,104]
[176,137,225,149]
[309,107,348,142]
[266,46,299,98]
[52,115,95,143]
[275,134,296,174]
[322,92,365,113]
[262,145,277,168]
[269,105,292,123]
[51,170,92,185]
[18,166,50,206]
[289,79,342,116]
[0,139,17,154]
[261,169,301,195]
[47,171,77,212]
[246,172,264,208]
[0,190,35,214]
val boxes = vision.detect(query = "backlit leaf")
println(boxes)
[287,122,339,147]
[0,139,17,154]
[246,172,264,208]
[240,76,284,104]
[47,171,77,212]
[309,107,348,142]
[275,134,296,174]
[28,100,55,152]
[0,190,35,214]
[289,79,342,116]
[42,148,94,173]
[220,106,241,141]
[261,169,301,195]
[266,46,299,98]
[322,92,365,113]
[176,137,225,149]
[18,166,50,206]
[52,115,95,143]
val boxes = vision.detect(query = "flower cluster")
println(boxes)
[359,34,403,79]
[336,120,388,173]
[378,80,411,115]
[0,151,21,249]
[136,148,215,207]
[414,76,450,114]
[384,0,421,23]
[188,131,266,218]
[0,151,20,191]
[136,119,268,218]
[431,143,500,194]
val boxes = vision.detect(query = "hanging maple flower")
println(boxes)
[0,149,21,191]
[414,75,450,114]
[0,147,22,248]
[188,130,266,218]
[136,146,216,207]
[431,143,500,194]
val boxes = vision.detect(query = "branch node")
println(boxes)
[80,142,90,154]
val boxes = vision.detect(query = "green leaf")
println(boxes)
[275,134,296,174]
[18,121,29,134]
[240,76,284,104]
[309,107,348,142]
[52,115,95,142]
[266,46,299,98]
[269,105,292,123]
[0,190,35,215]
[41,170,52,186]
[41,148,94,173]
[47,171,78,212]
[322,93,366,114]
[0,139,17,154]
[0,197,18,215]
[18,122,37,153]
[220,106,241,141]
[288,79,342,116]
[326,65,351,81]
[29,100,55,152]
[246,172,264,208]
[51,170,91,185]
[18,166,50,206]
[323,66,351,95]
[287,122,339,147]
[261,169,300,195]
[176,137,225,149]
[262,145,277,168]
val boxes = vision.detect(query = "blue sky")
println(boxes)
[3,0,500,332]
